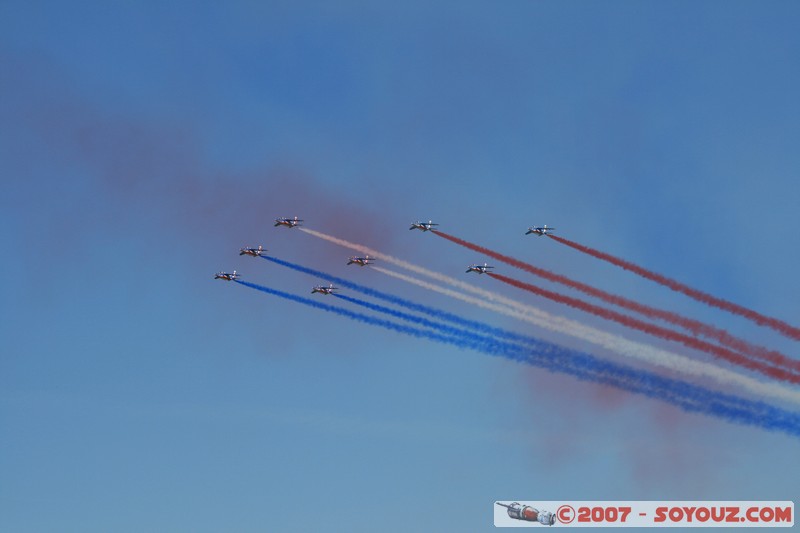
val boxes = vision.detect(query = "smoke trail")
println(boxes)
[262,255,533,346]
[234,280,800,437]
[235,280,512,359]
[549,234,800,342]
[487,272,800,385]
[332,293,513,354]
[433,229,800,374]
[298,227,545,312]
[296,228,800,404]
[373,266,800,405]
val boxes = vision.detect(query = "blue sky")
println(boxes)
[2,2,799,531]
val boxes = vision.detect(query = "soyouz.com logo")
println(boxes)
[494,501,794,527]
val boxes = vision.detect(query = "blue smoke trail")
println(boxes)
[236,280,523,361]
[261,257,792,421]
[333,292,513,355]
[236,280,800,437]
[333,292,800,428]
[262,255,535,345]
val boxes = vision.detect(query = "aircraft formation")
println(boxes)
[212,216,800,439]
[216,219,513,290]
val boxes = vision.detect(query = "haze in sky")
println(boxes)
[2,2,799,531]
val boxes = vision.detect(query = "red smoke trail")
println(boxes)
[433,230,800,375]
[486,272,800,385]
[549,234,800,342]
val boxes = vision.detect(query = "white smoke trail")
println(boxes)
[299,227,800,405]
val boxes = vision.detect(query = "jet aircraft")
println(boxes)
[274,216,303,228]
[466,263,494,274]
[311,283,338,295]
[525,224,555,236]
[409,220,439,231]
[347,255,375,267]
[239,245,267,257]
[214,270,240,281]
